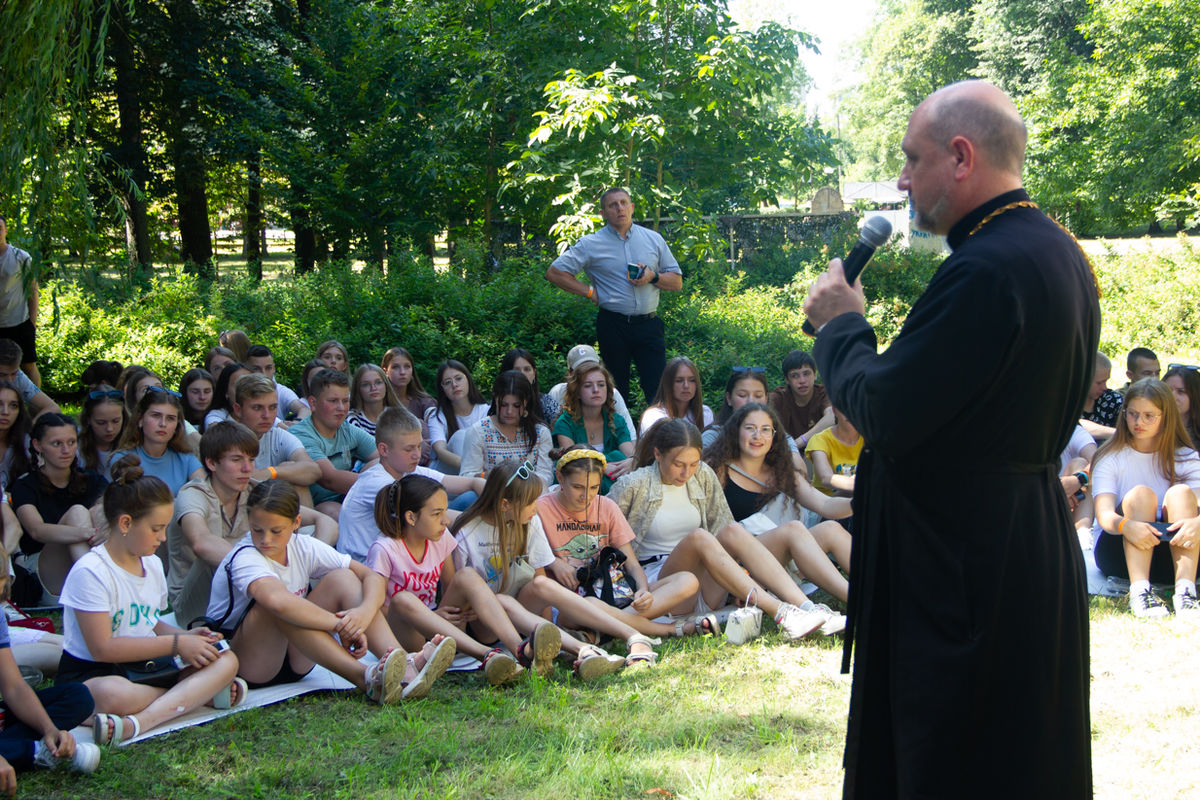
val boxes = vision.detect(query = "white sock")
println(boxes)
[1176,580,1196,597]
[1130,580,1151,597]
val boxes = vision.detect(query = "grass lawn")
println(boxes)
[16,597,1199,799]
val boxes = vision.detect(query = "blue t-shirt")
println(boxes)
[290,417,377,504]
[0,615,9,649]
[110,447,201,495]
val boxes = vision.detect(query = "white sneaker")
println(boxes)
[1130,586,1170,618]
[1173,588,1200,619]
[33,741,101,773]
[774,603,825,640]
[798,601,847,635]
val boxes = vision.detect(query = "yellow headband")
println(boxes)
[556,448,607,472]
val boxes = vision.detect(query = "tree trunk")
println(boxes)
[292,199,315,274]
[110,4,153,276]
[243,151,263,272]
[166,0,213,276]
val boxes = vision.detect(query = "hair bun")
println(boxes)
[109,453,145,485]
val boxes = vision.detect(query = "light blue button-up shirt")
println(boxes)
[551,224,681,315]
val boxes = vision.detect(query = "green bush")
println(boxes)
[35,235,1200,409]
[40,271,221,394]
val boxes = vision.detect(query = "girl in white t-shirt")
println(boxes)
[425,360,489,475]
[452,461,654,670]
[57,456,242,746]
[1092,379,1200,618]
[371,474,542,684]
[639,356,713,433]
[209,480,454,703]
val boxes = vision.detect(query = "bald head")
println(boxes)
[919,81,1027,176]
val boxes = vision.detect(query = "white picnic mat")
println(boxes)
[68,612,484,746]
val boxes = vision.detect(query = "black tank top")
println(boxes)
[723,478,771,522]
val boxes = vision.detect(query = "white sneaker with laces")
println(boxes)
[1173,588,1200,619]
[33,741,101,773]
[774,603,825,640]
[798,600,847,635]
[1130,586,1170,618]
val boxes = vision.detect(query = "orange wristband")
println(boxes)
[586,286,595,299]
[268,466,278,480]
[1117,517,1127,534]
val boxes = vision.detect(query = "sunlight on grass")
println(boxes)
[15,591,1200,798]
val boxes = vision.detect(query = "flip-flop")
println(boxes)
[401,636,457,699]
[93,713,140,746]
[211,677,249,710]
[573,644,625,680]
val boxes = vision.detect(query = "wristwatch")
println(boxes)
[650,271,660,285]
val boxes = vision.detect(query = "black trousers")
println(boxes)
[0,683,94,769]
[596,309,666,409]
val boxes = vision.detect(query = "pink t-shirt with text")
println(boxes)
[366,533,458,609]
[535,488,636,569]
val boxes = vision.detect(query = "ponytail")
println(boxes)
[373,474,444,539]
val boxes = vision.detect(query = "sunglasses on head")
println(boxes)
[732,366,765,374]
[145,386,182,399]
[87,389,124,401]
[503,459,535,490]
[1168,363,1200,372]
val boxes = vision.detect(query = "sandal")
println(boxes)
[672,613,720,638]
[401,635,457,699]
[624,633,659,668]
[573,643,625,680]
[365,647,408,705]
[482,647,523,686]
[211,677,249,710]
[93,712,141,747]
[691,612,720,637]
[517,621,562,678]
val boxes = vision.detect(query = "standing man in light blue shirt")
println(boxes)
[545,187,683,406]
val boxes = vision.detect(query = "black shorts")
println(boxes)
[219,600,315,689]
[244,658,314,690]
[1094,530,1178,584]
[0,318,36,363]
[55,650,127,685]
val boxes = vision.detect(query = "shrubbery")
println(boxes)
[36,235,1200,412]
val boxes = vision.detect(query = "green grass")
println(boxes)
[18,600,1200,799]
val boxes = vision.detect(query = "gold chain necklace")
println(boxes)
[966,200,1039,238]
[966,199,1100,298]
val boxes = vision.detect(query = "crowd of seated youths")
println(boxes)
[39,333,1200,786]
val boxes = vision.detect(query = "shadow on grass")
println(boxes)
[22,636,849,799]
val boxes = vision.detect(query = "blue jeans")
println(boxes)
[449,491,478,512]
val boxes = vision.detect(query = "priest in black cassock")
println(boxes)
[804,81,1096,799]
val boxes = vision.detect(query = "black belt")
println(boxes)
[599,308,658,323]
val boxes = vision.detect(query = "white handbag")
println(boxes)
[725,590,763,645]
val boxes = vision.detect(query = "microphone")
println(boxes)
[802,215,893,336]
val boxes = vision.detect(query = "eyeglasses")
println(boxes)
[145,386,182,399]
[1125,410,1161,423]
[740,424,775,437]
[732,366,765,374]
[87,389,124,401]
[504,459,535,489]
